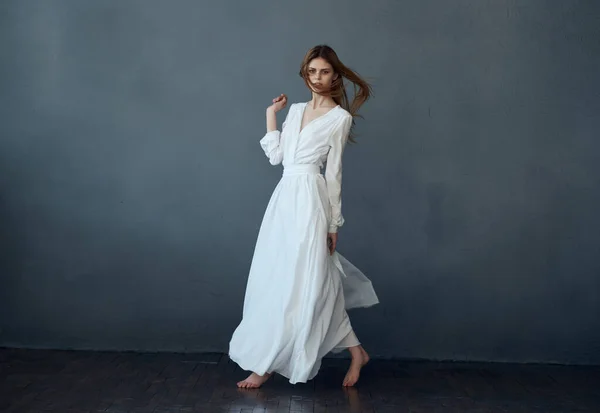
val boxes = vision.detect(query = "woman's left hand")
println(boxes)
[327,232,338,255]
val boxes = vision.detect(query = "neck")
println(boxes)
[309,93,336,108]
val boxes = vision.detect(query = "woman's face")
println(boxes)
[307,57,337,93]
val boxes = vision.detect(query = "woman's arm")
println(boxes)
[267,94,286,132]
[325,113,353,234]
[260,94,290,165]
[266,107,277,132]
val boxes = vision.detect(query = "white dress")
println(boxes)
[228,102,379,384]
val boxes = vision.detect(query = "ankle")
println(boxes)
[348,347,362,359]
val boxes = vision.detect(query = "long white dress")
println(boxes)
[229,102,379,384]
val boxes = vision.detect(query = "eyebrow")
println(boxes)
[308,67,331,71]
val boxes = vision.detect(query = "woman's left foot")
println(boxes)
[237,372,271,389]
[343,347,370,386]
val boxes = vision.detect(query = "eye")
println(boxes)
[308,68,316,73]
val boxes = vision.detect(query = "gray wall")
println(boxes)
[1,0,599,365]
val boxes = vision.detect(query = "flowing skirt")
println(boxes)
[229,164,378,384]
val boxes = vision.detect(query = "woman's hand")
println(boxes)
[327,232,338,255]
[268,94,287,113]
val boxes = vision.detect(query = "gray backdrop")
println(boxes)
[1,0,599,365]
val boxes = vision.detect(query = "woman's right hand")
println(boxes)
[268,94,287,113]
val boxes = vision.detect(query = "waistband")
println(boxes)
[282,164,321,176]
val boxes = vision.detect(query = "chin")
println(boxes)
[310,86,327,94]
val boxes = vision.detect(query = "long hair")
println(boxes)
[299,45,372,142]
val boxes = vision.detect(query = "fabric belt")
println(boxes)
[282,164,321,176]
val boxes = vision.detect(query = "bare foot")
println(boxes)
[236,372,271,389]
[343,347,369,387]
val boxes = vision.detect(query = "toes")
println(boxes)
[342,373,358,387]
[238,380,259,389]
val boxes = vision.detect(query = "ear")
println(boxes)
[333,73,339,80]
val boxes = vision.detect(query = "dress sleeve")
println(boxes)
[259,104,293,165]
[325,113,353,233]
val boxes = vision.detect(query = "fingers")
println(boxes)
[272,94,287,103]
[327,234,337,255]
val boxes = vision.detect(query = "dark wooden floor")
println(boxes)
[1,348,598,412]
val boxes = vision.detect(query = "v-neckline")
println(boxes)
[298,102,339,134]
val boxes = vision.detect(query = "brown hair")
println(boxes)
[299,44,373,142]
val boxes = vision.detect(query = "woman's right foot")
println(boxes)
[237,372,271,389]
[343,346,370,387]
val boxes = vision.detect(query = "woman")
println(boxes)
[229,45,379,388]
